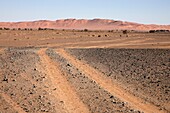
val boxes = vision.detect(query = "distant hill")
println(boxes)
[0,19,170,31]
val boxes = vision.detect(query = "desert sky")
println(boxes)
[0,0,170,24]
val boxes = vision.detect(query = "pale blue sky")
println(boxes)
[0,0,170,24]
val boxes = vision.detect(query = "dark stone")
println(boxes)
[110,96,114,98]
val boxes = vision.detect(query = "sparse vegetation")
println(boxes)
[38,27,43,30]
[4,27,10,30]
[156,30,169,32]
[149,30,155,33]
[108,30,114,32]
[38,28,54,30]
[149,30,170,33]
[84,29,88,32]
[123,30,127,34]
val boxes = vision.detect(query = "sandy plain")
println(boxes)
[0,29,170,113]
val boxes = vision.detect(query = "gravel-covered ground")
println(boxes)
[0,48,60,113]
[0,29,170,113]
[0,47,169,113]
[46,49,142,113]
[67,49,170,112]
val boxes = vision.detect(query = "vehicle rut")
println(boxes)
[56,49,166,113]
[37,48,90,113]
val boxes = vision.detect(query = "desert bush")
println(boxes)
[108,30,114,32]
[149,30,156,33]
[38,27,43,30]
[123,30,127,34]
[4,28,10,30]
[155,30,170,33]
[84,29,88,32]
[0,28,3,30]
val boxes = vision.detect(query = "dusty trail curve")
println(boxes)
[37,48,90,113]
[56,49,166,113]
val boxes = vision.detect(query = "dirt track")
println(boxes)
[37,49,90,113]
[0,30,170,113]
[56,49,168,113]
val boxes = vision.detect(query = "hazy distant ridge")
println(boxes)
[0,19,170,31]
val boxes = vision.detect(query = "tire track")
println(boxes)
[37,48,90,113]
[56,49,166,113]
[0,49,67,113]
[19,73,68,113]
[0,92,26,113]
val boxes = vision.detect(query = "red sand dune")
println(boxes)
[0,19,170,31]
